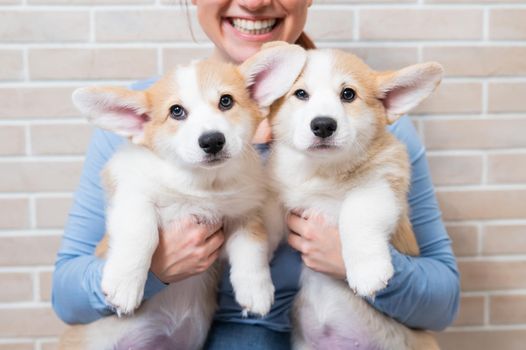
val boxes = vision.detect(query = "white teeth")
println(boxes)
[232,18,277,35]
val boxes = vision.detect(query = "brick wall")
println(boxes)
[0,0,525,349]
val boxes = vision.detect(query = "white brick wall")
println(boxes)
[1,1,525,349]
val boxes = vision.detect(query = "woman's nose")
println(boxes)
[238,0,272,11]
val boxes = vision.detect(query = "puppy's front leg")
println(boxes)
[339,180,400,297]
[102,188,159,316]
[226,216,275,317]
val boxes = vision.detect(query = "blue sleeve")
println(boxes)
[368,116,460,331]
[52,79,166,325]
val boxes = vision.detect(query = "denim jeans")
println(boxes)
[204,321,291,350]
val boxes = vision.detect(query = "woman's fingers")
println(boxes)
[204,229,225,255]
[195,221,223,242]
[287,213,308,238]
[288,231,305,253]
[204,221,223,237]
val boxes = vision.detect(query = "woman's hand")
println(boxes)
[287,212,347,280]
[150,218,224,284]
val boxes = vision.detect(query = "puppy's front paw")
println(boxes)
[345,255,394,297]
[231,269,275,317]
[101,265,147,316]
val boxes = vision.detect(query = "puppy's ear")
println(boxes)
[72,86,150,144]
[240,43,306,110]
[376,62,443,124]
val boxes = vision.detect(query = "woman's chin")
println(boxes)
[232,45,265,63]
[220,19,286,62]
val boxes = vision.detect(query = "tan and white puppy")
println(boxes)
[267,48,443,349]
[59,44,306,350]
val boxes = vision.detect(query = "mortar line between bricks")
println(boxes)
[0,43,215,49]
[28,196,36,229]
[0,155,84,161]
[22,47,29,82]
[0,192,73,198]
[0,119,87,125]
[482,80,489,114]
[415,113,526,120]
[445,219,526,225]
[3,76,526,86]
[436,184,526,191]
[2,4,526,10]
[3,41,526,50]
[89,9,95,43]
[0,338,34,344]
[445,324,526,332]
[0,302,52,308]
[24,123,31,156]
[353,9,360,42]
[0,267,54,273]
[457,255,526,262]
[462,290,526,297]
[157,46,163,76]
[427,150,486,156]
[32,270,39,303]
[315,4,526,11]
[36,338,60,350]
[478,223,484,256]
[318,41,526,47]
[483,7,490,42]
[426,148,526,156]
[481,153,489,185]
[0,230,64,237]
[484,293,490,326]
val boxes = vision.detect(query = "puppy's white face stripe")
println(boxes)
[303,52,341,118]
[176,63,202,109]
[303,51,334,91]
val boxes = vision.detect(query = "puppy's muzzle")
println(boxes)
[310,117,337,139]
[199,131,226,155]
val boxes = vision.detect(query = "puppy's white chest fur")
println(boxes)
[107,144,266,227]
[270,147,356,225]
[283,178,343,224]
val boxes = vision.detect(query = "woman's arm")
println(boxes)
[370,116,460,331]
[287,116,460,331]
[51,129,167,324]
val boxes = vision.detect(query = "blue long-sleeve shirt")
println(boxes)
[52,79,460,332]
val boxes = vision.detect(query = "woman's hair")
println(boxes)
[295,32,316,50]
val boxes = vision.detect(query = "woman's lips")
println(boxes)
[223,17,282,41]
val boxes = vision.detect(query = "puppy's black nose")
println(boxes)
[310,117,337,139]
[199,132,226,154]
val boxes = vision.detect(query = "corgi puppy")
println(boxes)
[58,44,306,350]
[267,47,443,349]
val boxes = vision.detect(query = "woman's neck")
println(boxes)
[211,48,236,64]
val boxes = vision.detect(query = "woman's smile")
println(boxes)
[223,16,282,41]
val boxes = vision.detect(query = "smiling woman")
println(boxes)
[192,0,313,63]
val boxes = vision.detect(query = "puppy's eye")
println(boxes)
[219,94,234,111]
[294,89,309,101]
[169,104,187,120]
[341,88,356,102]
